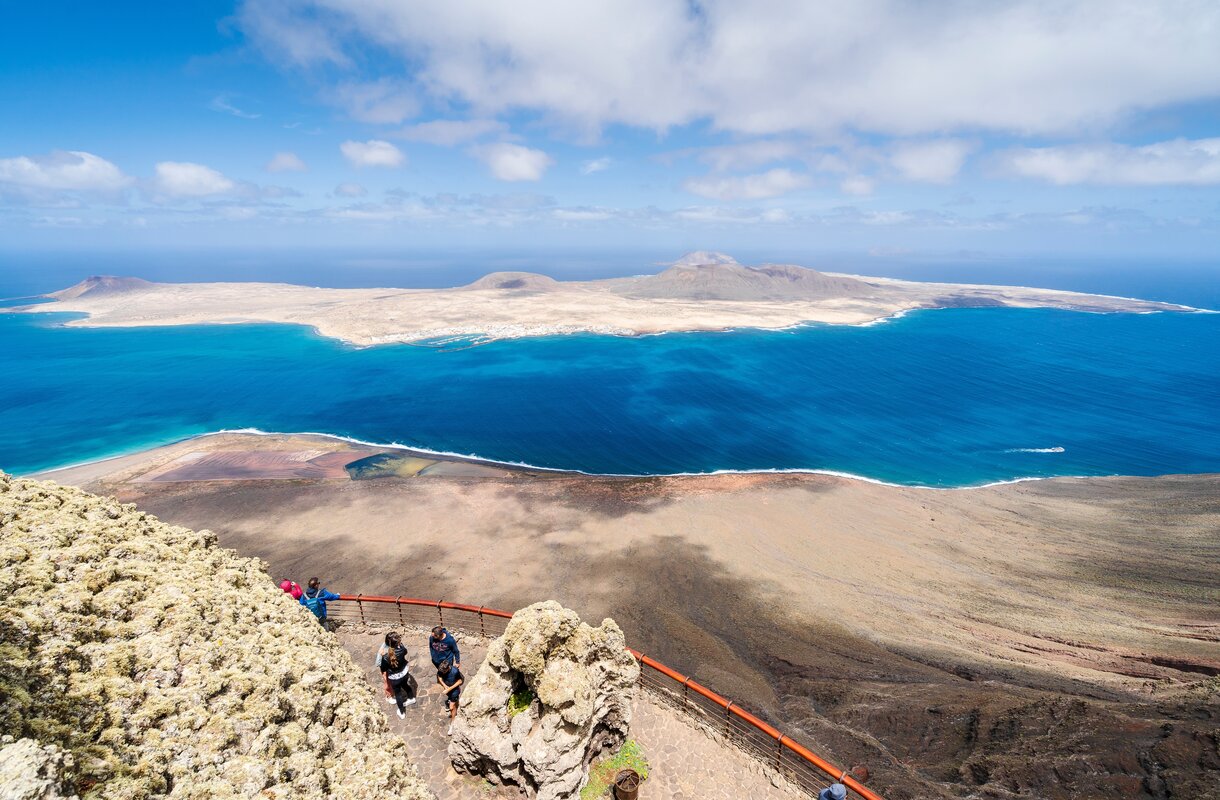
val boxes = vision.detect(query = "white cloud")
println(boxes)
[683,168,808,200]
[553,208,613,221]
[840,175,875,196]
[889,139,975,183]
[240,1,1220,137]
[334,182,368,197]
[327,80,417,125]
[266,151,307,172]
[472,143,554,181]
[340,139,406,168]
[696,140,804,172]
[152,162,236,197]
[998,138,1220,185]
[580,157,612,175]
[0,150,131,192]
[209,95,260,119]
[398,119,507,146]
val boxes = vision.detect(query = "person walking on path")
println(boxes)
[376,633,395,703]
[436,657,464,735]
[818,784,847,800]
[299,577,340,626]
[428,626,461,671]
[379,632,416,719]
[279,579,302,600]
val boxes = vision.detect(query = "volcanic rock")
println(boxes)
[447,601,640,800]
[0,471,433,800]
[0,738,78,800]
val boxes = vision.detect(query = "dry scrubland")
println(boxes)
[0,471,432,799]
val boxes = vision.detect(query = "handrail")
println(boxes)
[333,594,882,800]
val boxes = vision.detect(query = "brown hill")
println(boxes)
[623,253,873,301]
[50,275,154,300]
[462,272,560,293]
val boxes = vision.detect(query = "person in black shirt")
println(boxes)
[379,631,416,718]
[437,657,464,735]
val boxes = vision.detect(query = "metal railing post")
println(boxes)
[478,606,486,637]
[397,597,404,625]
[357,594,365,624]
[776,734,785,771]
[436,601,444,626]
[725,700,734,739]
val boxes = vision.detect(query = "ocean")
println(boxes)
[2,302,1218,486]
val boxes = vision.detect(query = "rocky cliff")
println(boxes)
[0,472,433,800]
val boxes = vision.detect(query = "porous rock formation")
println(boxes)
[0,472,433,800]
[448,601,640,800]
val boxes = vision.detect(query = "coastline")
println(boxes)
[31,426,1107,490]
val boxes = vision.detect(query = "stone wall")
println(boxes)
[0,472,433,800]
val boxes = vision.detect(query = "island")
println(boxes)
[8,252,1196,346]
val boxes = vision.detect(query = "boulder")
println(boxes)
[448,601,640,800]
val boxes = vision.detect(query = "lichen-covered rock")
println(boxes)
[0,472,433,800]
[0,737,78,799]
[448,601,639,800]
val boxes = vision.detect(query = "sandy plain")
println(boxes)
[39,432,1220,799]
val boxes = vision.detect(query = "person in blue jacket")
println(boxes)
[300,576,340,625]
[428,626,461,671]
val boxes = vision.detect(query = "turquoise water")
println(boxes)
[1,308,1218,486]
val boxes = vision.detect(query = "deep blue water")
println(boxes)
[2,307,1217,486]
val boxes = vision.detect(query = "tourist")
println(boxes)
[379,632,416,719]
[436,657,464,735]
[818,783,847,800]
[278,579,302,600]
[428,626,461,671]
[376,633,396,703]
[299,577,340,626]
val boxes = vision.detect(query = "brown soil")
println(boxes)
[44,433,1220,799]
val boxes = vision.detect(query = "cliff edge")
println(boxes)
[0,471,433,800]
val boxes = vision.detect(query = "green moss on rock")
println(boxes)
[0,472,433,800]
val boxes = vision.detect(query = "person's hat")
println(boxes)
[829,784,847,800]
[279,580,291,591]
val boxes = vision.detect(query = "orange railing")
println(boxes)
[330,595,881,800]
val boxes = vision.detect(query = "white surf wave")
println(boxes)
[1004,446,1066,454]
[34,427,1094,491]
[200,428,1083,491]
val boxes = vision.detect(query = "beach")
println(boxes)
[38,431,1220,799]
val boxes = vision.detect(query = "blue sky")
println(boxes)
[2,1,1219,259]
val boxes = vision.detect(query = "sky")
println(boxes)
[1,1,1219,259]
